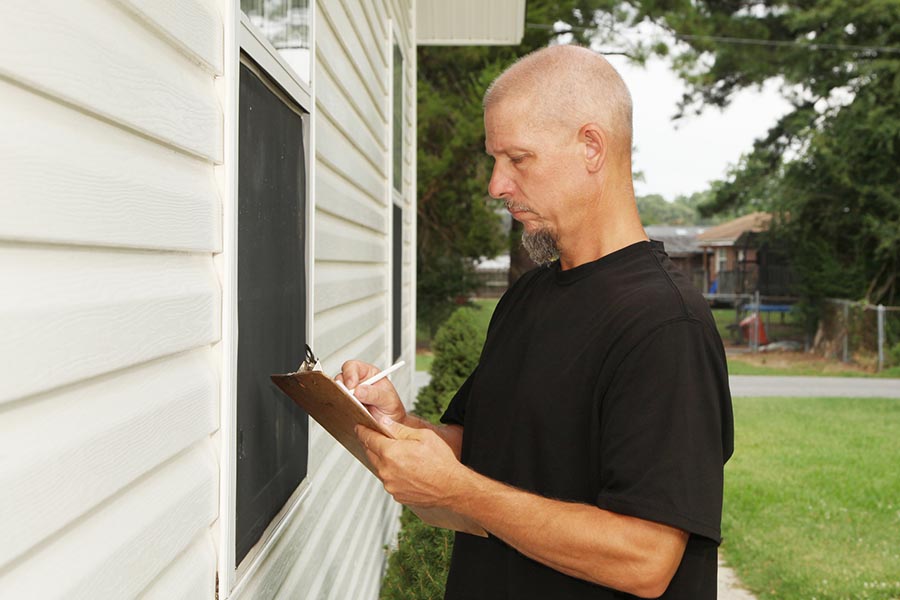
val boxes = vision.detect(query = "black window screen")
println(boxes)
[392,204,403,362]
[236,59,308,565]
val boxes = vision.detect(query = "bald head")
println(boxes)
[484,45,633,151]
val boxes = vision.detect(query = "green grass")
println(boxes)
[723,397,900,599]
[415,351,434,373]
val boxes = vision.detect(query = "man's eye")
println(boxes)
[510,155,526,164]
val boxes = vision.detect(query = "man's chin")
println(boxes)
[521,228,559,265]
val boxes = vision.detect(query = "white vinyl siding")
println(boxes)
[2,0,425,597]
[0,1,222,598]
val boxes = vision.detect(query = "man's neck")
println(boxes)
[557,187,647,271]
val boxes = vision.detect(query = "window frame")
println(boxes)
[390,27,406,364]
[219,7,316,598]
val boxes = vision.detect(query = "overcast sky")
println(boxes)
[604,54,793,200]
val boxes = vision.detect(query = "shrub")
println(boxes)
[413,308,481,423]
[379,508,455,600]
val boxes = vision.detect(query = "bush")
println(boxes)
[380,308,481,599]
[379,508,455,600]
[413,308,481,423]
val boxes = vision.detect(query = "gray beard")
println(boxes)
[521,228,559,265]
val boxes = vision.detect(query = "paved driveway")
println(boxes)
[729,375,900,398]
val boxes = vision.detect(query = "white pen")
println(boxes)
[349,360,406,394]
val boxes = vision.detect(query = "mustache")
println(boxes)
[505,200,534,213]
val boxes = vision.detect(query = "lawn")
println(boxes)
[722,396,900,599]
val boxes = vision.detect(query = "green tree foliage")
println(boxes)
[416,1,621,333]
[628,0,900,305]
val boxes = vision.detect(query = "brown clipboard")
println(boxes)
[271,348,487,537]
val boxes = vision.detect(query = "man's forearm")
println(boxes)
[446,468,687,598]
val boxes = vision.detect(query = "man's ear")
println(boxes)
[579,123,606,173]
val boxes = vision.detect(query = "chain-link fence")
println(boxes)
[815,299,900,371]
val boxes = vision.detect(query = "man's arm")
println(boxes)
[357,422,688,599]
[450,465,687,598]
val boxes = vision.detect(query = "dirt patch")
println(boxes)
[726,348,878,375]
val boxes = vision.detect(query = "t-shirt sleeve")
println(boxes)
[439,367,478,426]
[594,318,732,543]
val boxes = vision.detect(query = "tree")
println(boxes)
[625,0,900,305]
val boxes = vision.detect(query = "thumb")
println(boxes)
[379,416,418,441]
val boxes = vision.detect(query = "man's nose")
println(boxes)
[488,163,513,200]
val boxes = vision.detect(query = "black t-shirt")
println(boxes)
[440,241,734,600]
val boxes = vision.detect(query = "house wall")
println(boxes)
[0,0,414,598]
[233,0,415,596]
[0,0,223,598]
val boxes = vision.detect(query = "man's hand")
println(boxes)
[336,360,407,425]
[355,420,468,508]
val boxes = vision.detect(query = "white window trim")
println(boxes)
[218,5,317,597]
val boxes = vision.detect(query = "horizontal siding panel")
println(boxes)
[316,15,385,126]
[114,0,223,75]
[0,80,220,252]
[318,0,386,112]
[332,490,397,600]
[315,211,386,263]
[272,461,390,600]
[0,444,218,600]
[316,162,386,233]
[316,327,386,385]
[359,0,388,71]
[138,535,216,600]
[0,0,221,162]
[313,296,386,361]
[235,442,355,599]
[327,0,387,97]
[293,469,383,600]
[0,245,220,403]
[317,65,384,167]
[0,350,217,569]
[315,263,386,312]
[316,108,385,199]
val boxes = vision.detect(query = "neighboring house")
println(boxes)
[697,212,793,297]
[645,225,707,291]
[0,1,524,599]
[474,254,511,298]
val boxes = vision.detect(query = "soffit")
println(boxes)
[417,0,526,46]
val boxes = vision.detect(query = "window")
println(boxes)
[392,205,402,362]
[241,0,311,83]
[235,56,309,566]
[392,41,403,193]
[716,248,727,274]
[391,39,405,361]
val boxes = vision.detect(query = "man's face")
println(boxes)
[484,99,586,257]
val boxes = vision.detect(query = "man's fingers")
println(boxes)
[381,418,419,441]
[338,360,379,388]
[355,424,385,453]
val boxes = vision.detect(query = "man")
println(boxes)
[341,44,734,599]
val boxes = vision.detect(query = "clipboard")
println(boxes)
[271,346,487,537]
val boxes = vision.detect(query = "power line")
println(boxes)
[525,22,900,55]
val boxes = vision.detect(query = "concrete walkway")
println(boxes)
[730,374,900,398]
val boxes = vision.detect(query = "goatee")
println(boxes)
[521,228,559,265]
